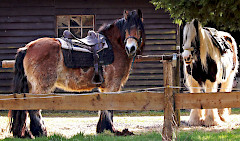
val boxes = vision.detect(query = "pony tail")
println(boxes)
[13,49,29,93]
[10,49,33,138]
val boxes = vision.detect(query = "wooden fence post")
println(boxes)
[162,60,175,141]
[173,54,180,127]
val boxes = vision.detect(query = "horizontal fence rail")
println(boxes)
[0,92,164,110]
[0,92,239,110]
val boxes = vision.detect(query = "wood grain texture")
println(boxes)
[0,92,164,110]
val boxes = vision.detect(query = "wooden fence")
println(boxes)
[2,55,240,140]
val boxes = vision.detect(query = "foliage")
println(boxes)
[151,0,240,31]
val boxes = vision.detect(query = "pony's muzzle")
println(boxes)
[182,50,193,64]
[125,45,136,56]
[184,55,193,64]
[125,39,138,57]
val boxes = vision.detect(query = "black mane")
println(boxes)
[98,10,145,43]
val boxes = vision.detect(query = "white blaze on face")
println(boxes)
[182,22,197,64]
[125,38,138,56]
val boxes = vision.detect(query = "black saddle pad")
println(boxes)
[62,47,114,68]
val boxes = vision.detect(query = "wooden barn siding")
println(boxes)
[0,0,55,93]
[0,0,177,93]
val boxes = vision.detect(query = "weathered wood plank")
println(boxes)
[175,92,240,109]
[146,34,176,40]
[0,0,54,7]
[0,23,54,30]
[162,60,174,140]
[1,60,15,68]
[55,0,149,9]
[144,45,177,51]
[123,86,164,90]
[0,30,55,37]
[145,39,176,45]
[128,75,163,80]
[0,7,54,16]
[146,29,176,34]
[0,92,164,110]
[0,16,54,23]
[132,69,163,74]
[126,80,164,86]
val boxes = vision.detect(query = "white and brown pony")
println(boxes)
[11,9,145,138]
[182,19,238,126]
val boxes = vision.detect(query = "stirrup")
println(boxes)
[92,73,104,84]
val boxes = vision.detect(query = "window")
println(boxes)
[57,15,95,38]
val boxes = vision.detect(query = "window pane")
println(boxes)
[57,16,68,27]
[70,28,81,38]
[82,15,93,26]
[58,28,68,37]
[82,28,93,37]
[70,16,81,27]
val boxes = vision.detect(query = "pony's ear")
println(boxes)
[124,10,129,20]
[137,9,143,22]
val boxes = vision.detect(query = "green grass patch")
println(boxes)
[178,128,240,141]
[4,128,240,141]
[0,110,191,117]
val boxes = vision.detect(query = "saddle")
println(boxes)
[57,30,114,84]
[204,27,232,55]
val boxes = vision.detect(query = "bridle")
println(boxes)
[124,36,142,48]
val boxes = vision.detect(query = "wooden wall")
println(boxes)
[0,0,178,93]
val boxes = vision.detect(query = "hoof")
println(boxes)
[30,127,47,137]
[13,128,35,139]
[203,119,223,127]
[188,119,203,126]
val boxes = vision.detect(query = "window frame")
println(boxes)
[56,15,95,38]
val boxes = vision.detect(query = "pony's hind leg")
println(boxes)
[218,75,235,122]
[10,110,34,138]
[27,84,54,137]
[27,73,57,137]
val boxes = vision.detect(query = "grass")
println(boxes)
[178,128,240,141]
[2,108,240,117]
[0,110,190,117]
[3,128,240,141]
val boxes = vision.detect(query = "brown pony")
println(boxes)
[11,9,145,138]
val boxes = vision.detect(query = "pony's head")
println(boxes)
[122,9,145,57]
[182,19,200,64]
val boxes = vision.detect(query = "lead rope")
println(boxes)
[130,56,136,73]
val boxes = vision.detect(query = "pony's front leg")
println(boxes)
[28,110,47,137]
[96,86,120,133]
[186,76,204,126]
[96,110,115,133]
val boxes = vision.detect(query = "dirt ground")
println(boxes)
[0,115,240,139]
